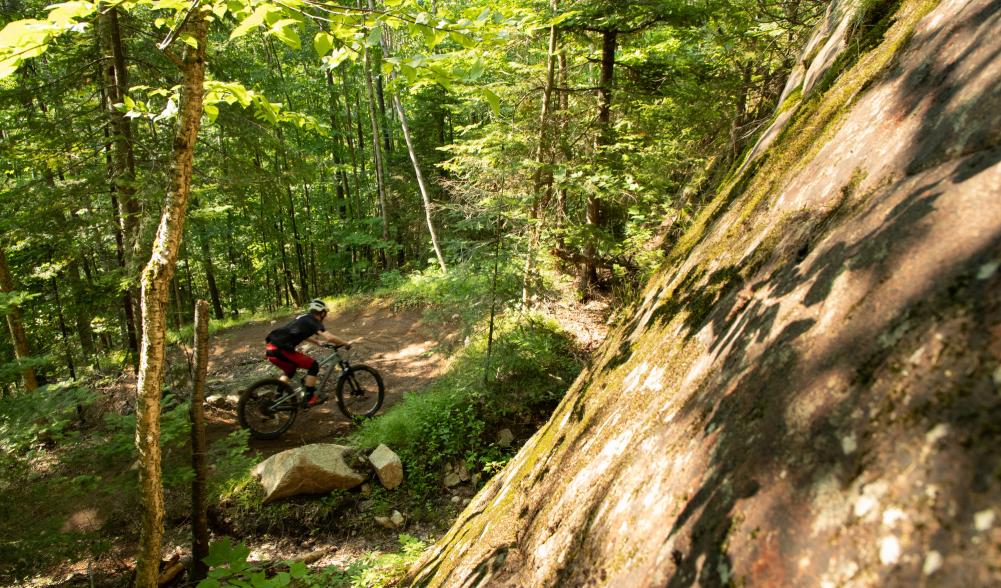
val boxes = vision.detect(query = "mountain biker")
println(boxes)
[265,299,351,407]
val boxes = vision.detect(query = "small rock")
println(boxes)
[360,483,372,496]
[451,496,462,504]
[974,509,995,531]
[879,536,901,565]
[369,444,404,490]
[497,428,515,448]
[374,516,394,530]
[462,498,471,506]
[444,472,462,487]
[390,510,405,528]
[977,260,1000,280]
[471,473,481,487]
[457,462,470,482]
[923,551,943,575]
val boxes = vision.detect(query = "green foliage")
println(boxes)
[350,312,581,497]
[0,383,95,455]
[196,534,426,588]
[377,261,521,335]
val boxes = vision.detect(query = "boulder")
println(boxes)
[368,444,404,490]
[444,472,462,487]
[252,444,366,503]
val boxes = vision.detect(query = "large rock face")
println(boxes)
[411,0,1001,585]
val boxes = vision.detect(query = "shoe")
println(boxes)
[303,393,320,407]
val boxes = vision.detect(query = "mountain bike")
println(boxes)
[237,343,385,440]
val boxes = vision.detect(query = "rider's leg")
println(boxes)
[303,361,320,404]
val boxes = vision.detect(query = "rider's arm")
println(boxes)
[314,331,351,347]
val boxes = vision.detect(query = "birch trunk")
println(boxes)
[133,8,207,586]
[393,94,447,273]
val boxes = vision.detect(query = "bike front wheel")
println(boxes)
[335,365,385,419]
[238,378,299,440]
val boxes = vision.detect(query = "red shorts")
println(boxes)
[265,343,318,377]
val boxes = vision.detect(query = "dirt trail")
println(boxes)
[202,299,457,454]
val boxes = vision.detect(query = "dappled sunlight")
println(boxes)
[60,508,103,533]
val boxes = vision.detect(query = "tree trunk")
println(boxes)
[189,300,210,582]
[285,185,309,301]
[133,9,207,587]
[363,47,391,267]
[392,94,447,272]
[50,277,76,380]
[0,245,38,391]
[196,225,224,320]
[581,29,617,298]
[523,2,560,307]
[98,7,142,348]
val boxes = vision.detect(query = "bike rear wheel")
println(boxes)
[335,365,385,419]
[238,379,299,440]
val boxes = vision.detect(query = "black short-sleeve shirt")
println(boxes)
[266,314,325,350]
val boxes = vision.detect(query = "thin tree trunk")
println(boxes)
[393,94,447,272]
[99,7,142,348]
[189,300,210,582]
[285,185,309,301]
[51,277,76,380]
[523,2,560,307]
[582,29,617,298]
[363,47,391,266]
[225,209,239,318]
[134,9,207,587]
[67,249,96,359]
[196,225,224,319]
[0,245,38,391]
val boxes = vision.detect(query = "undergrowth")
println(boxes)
[196,534,427,588]
[349,312,583,499]
[0,384,255,583]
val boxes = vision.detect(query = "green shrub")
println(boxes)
[350,312,581,498]
[196,534,426,588]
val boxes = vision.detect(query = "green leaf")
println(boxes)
[401,64,417,84]
[288,561,308,579]
[481,87,500,115]
[230,6,266,40]
[46,2,97,27]
[467,58,485,81]
[203,103,219,122]
[448,31,477,49]
[179,33,198,48]
[428,65,455,91]
[366,26,382,48]
[322,47,352,70]
[271,23,300,50]
[195,578,221,588]
[313,32,333,57]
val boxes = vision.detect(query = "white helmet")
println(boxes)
[308,299,328,314]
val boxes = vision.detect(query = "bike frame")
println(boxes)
[268,346,351,409]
